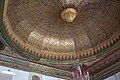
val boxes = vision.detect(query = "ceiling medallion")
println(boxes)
[60,0,82,22]
[61,8,77,22]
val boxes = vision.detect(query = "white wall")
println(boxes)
[0,66,64,80]
[116,72,120,80]
[0,72,13,80]
[105,75,117,80]
[42,75,59,80]
[105,72,120,80]
[0,66,29,80]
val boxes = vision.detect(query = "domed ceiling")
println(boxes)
[3,0,120,60]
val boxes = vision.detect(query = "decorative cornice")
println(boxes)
[0,54,71,79]
[92,61,120,80]
[86,48,120,79]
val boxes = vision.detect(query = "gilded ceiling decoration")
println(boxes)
[61,8,77,22]
[3,0,120,60]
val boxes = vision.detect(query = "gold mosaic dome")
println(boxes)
[3,0,120,60]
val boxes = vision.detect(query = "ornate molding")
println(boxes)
[86,48,120,79]
[0,54,71,79]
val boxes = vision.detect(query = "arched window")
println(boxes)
[32,75,40,80]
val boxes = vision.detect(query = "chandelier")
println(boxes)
[60,0,83,22]
[71,59,90,80]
